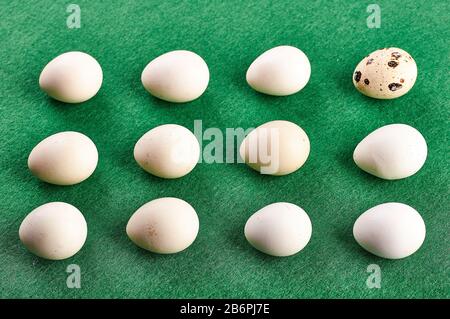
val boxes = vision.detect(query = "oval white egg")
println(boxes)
[126,197,199,254]
[39,51,103,103]
[141,50,209,103]
[244,202,312,257]
[352,47,417,99]
[239,120,310,175]
[134,124,200,179]
[19,202,88,260]
[28,131,98,185]
[353,202,426,259]
[353,124,427,180]
[246,45,311,96]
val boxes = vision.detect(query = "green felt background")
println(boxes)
[0,0,448,299]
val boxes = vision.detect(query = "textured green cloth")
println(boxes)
[0,0,448,298]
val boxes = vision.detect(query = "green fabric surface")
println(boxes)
[0,0,449,298]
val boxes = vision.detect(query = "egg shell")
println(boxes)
[244,202,312,257]
[246,45,311,96]
[353,202,426,259]
[141,50,209,103]
[352,47,417,99]
[39,51,103,103]
[126,197,199,254]
[28,131,98,185]
[239,120,310,175]
[19,202,88,260]
[353,124,427,180]
[134,124,200,179]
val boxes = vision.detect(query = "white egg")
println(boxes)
[19,202,88,260]
[126,197,199,254]
[353,47,417,99]
[141,50,209,103]
[353,124,427,180]
[39,51,103,103]
[28,131,98,185]
[353,202,426,259]
[244,202,312,257]
[239,120,310,175]
[246,45,311,96]
[134,124,200,179]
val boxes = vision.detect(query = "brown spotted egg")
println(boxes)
[352,48,417,99]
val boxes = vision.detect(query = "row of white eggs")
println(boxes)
[19,199,426,260]
[27,121,427,184]
[39,46,417,104]
[28,121,427,185]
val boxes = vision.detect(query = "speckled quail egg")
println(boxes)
[352,47,417,99]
